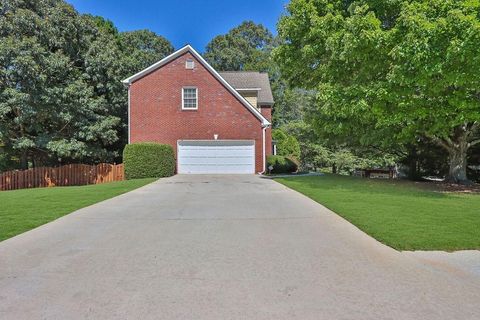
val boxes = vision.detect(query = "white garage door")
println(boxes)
[177,140,255,174]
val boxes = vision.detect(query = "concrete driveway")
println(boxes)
[0,175,479,319]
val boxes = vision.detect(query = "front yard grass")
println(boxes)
[276,174,480,251]
[0,178,155,242]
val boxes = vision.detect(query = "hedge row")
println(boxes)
[267,155,298,174]
[123,143,175,179]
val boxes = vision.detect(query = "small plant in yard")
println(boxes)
[123,143,175,179]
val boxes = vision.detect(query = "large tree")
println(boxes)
[0,0,123,168]
[0,1,174,169]
[119,29,174,75]
[205,21,274,71]
[275,0,480,183]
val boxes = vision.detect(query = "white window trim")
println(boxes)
[182,87,198,110]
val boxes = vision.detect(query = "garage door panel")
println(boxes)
[180,157,253,165]
[180,152,252,159]
[178,140,255,174]
[179,164,253,174]
[180,147,254,157]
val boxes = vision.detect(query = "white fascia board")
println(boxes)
[121,45,270,126]
[235,88,262,91]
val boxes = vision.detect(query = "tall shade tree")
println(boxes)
[119,30,174,75]
[0,0,122,168]
[205,21,274,71]
[0,1,174,169]
[275,0,480,184]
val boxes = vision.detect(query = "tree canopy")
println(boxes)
[0,0,173,169]
[205,21,274,71]
[119,30,174,76]
[275,0,480,183]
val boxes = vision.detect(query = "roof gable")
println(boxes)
[122,45,270,126]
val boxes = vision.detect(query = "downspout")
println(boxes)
[127,83,131,144]
[258,124,269,175]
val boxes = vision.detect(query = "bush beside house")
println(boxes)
[272,128,300,159]
[269,128,300,174]
[123,143,175,179]
[267,155,298,174]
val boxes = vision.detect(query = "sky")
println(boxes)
[67,0,287,52]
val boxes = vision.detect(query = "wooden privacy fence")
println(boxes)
[0,163,124,191]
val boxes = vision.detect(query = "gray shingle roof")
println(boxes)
[219,71,274,105]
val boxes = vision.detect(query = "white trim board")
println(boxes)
[127,84,131,143]
[121,45,270,127]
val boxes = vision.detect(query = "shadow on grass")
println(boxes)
[275,174,480,250]
[276,174,450,200]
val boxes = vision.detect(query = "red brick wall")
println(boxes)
[261,107,272,156]
[129,52,268,173]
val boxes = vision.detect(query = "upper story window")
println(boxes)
[182,87,198,110]
[185,59,195,69]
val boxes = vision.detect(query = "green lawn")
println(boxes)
[276,175,480,251]
[0,178,155,242]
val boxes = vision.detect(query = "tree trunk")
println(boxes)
[20,151,28,170]
[332,163,337,174]
[407,146,421,180]
[432,124,477,185]
[445,145,469,184]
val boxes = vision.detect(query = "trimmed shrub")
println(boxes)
[267,155,298,174]
[123,143,175,179]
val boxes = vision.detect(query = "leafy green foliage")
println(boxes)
[281,121,398,173]
[123,143,175,179]
[87,14,118,36]
[0,1,174,170]
[0,1,123,167]
[275,0,480,183]
[267,155,298,174]
[272,87,316,128]
[205,21,274,71]
[119,30,174,76]
[281,121,328,170]
[272,128,301,159]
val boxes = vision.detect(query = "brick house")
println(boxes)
[122,45,273,174]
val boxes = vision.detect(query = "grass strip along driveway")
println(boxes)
[276,175,480,251]
[0,178,154,242]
